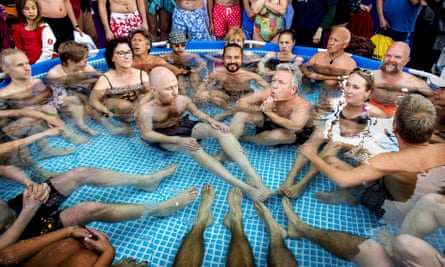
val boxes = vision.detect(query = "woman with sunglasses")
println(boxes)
[89,38,151,136]
[278,67,389,199]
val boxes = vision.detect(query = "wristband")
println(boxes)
[74,25,79,28]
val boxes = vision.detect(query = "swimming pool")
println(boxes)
[1,42,444,266]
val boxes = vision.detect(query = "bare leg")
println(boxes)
[254,201,297,267]
[61,127,89,145]
[59,186,198,226]
[241,129,296,146]
[64,96,100,136]
[50,164,179,196]
[224,188,255,267]
[36,137,77,159]
[158,9,171,41]
[392,234,443,267]
[192,123,274,199]
[282,197,366,261]
[188,148,272,202]
[96,116,128,136]
[173,184,215,267]
[7,147,60,181]
[278,129,325,195]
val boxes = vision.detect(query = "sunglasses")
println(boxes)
[351,67,373,81]
[172,43,186,48]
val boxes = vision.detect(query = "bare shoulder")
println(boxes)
[46,65,64,79]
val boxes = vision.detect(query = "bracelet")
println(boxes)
[74,25,79,28]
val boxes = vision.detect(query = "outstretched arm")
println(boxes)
[299,144,386,187]
[0,127,63,157]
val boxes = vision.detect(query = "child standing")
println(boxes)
[13,0,57,64]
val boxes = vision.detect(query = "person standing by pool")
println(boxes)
[228,63,315,147]
[37,0,82,51]
[97,0,148,40]
[299,94,445,219]
[135,66,274,202]
[171,0,211,40]
[278,68,388,199]
[195,43,269,110]
[89,38,151,136]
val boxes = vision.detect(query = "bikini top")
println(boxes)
[266,52,298,70]
[339,104,369,125]
[103,70,144,102]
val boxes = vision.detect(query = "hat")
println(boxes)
[169,30,187,44]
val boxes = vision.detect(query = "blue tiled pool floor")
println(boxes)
[1,101,444,266]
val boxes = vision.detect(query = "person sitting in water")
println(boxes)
[0,109,66,180]
[0,49,88,158]
[89,38,151,136]
[258,29,303,78]
[46,40,100,136]
[130,28,188,76]
[194,43,269,110]
[278,68,389,199]
[279,193,445,267]
[135,66,274,202]
[0,226,116,267]
[299,94,445,219]
[370,41,436,117]
[0,160,195,249]
[159,30,208,96]
[228,63,315,147]
[300,26,357,91]
[173,185,298,267]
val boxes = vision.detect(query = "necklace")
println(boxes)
[329,52,343,65]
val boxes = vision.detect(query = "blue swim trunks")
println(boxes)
[172,7,211,40]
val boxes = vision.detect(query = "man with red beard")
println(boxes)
[370,41,435,116]
[194,43,269,110]
[228,63,315,146]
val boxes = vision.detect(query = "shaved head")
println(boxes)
[150,66,176,87]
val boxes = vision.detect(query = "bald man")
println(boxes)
[300,26,357,90]
[135,66,274,202]
[370,41,436,116]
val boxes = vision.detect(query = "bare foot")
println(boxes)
[223,187,243,229]
[254,201,287,239]
[243,185,274,202]
[38,147,76,159]
[63,128,89,144]
[281,183,308,199]
[315,190,358,205]
[79,125,101,136]
[377,230,395,257]
[150,186,198,217]
[282,197,305,239]
[197,184,215,227]
[108,126,129,136]
[134,164,178,192]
